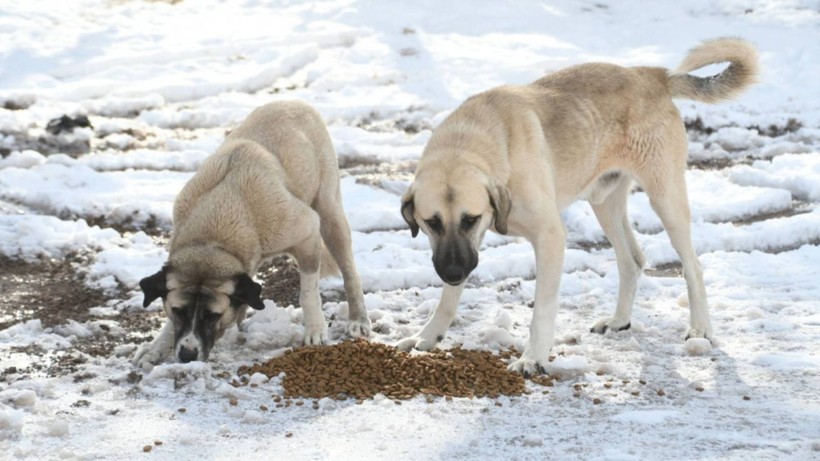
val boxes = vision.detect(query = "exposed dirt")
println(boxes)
[0,255,163,363]
[0,255,108,331]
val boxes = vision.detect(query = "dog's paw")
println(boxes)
[395,334,440,352]
[590,317,631,335]
[303,327,328,346]
[507,355,548,377]
[132,344,167,371]
[346,316,372,338]
[684,327,714,343]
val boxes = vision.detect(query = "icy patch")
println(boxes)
[611,410,680,424]
[752,353,820,370]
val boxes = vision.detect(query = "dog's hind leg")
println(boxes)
[643,170,713,342]
[316,190,371,338]
[396,283,465,351]
[589,175,645,335]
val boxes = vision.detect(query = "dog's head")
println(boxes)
[138,265,264,363]
[401,165,511,285]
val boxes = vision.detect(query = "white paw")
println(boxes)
[590,316,632,335]
[685,327,713,343]
[507,354,549,377]
[303,326,328,346]
[395,334,440,352]
[132,343,167,371]
[346,316,372,338]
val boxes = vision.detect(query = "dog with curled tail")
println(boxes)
[134,100,370,369]
[398,38,758,375]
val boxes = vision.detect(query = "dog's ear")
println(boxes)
[139,267,168,308]
[400,187,419,238]
[232,274,265,310]
[487,183,512,235]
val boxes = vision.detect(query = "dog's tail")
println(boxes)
[319,242,341,278]
[668,37,759,103]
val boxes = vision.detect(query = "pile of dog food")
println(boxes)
[238,339,527,400]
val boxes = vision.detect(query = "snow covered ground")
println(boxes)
[1,0,819,459]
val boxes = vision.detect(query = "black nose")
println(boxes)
[178,346,198,363]
[440,266,466,285]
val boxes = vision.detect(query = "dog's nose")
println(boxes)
[178,346,198,363]
[441,266,466,285]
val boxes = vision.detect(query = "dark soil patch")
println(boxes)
[0,255,108,330]
[0,255,164,363]
[0,129,90,158]
[256,256,302,308]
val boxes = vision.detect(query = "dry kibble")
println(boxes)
[592,398,602,405]
[285,432,293,438]
[177,408,186,413]
[695,386,704,392]
[228,398,238,406]
[260,405,268,411]
[657,389,666,397]
[743,395,751,401]
[237,338,527,402]
[153,441,163,446]
[142,446,152,453]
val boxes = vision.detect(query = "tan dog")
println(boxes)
[399,38,758,375]
[134,100,370,369]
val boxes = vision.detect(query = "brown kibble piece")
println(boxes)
[285,432,293,438]
[657,389,666,397]
[743,395,751,401]
[177,408,186,413]
[592,398,602,405]
[154,441,163,446]
[143,446,152,453]
[229,398,238,406]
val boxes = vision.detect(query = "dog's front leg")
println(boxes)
[132,319,174,370]
[508,224,566,376]
[291,231,327,346]
[396,282,465,351]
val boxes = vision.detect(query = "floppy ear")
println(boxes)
[139,267,168,308]
[487,183,512,235]
[400,187,419,238]
[232,274,265,310]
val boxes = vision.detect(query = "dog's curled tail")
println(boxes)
[668,37,759,104]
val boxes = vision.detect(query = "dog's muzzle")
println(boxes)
[433,237,477,286]
[178,346,199,363]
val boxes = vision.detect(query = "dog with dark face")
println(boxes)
[398,38,758,375]
[133,100,371,369]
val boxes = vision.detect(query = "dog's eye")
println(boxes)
[461,214,480,230]
[424,216,443,233]
[204,310,222,322]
